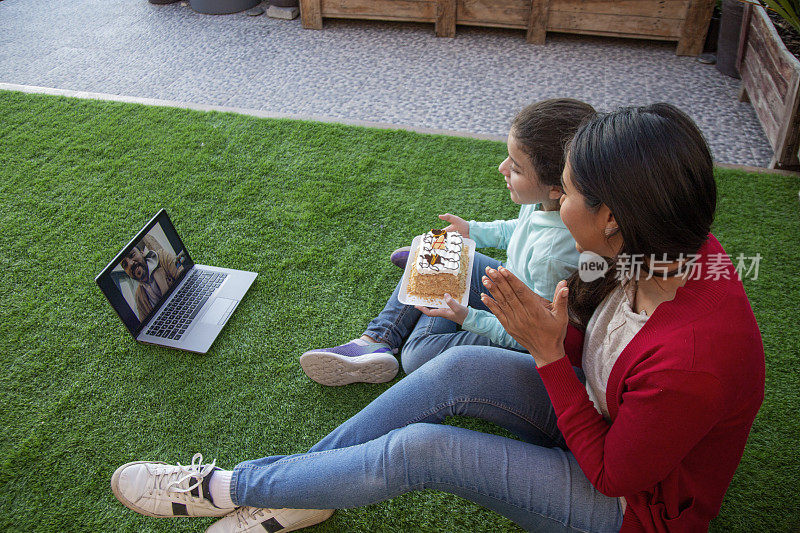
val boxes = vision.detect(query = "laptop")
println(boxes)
[96,209,257,353]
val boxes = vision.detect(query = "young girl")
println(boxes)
[300,99,596,385]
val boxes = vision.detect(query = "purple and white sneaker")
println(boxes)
[299,339,399,386]
[389,246,411,269]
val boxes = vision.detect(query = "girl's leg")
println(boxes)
[466,251,504,310]
[300,252,504,385]
[362,277,422,351]
[300,277,418,386]
[400,316,495,374]
[400,252,506,373]
[363,251,501,351]
[232,424,622,532]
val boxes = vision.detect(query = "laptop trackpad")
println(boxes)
[201,298,236,325]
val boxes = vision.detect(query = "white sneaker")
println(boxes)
[111,453,235,518]
[207,506,335,532]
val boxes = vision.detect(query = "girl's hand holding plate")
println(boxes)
[416,294,468,325]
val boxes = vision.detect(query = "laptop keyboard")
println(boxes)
[145,270,227,341]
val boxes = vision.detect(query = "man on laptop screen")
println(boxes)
[96,209,257,353]
[118,231,186,320]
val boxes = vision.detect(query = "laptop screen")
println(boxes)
[96,209,194,337]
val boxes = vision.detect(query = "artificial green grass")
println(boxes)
[0,90,797,532]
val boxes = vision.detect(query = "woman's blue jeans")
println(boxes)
[363,251,517,374]
[231,347,624,532]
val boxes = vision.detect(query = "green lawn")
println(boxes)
[0,90,797,532]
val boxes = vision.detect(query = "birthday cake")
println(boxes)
[407,230,470,302]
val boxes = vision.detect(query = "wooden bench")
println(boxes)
[299,0,716,56]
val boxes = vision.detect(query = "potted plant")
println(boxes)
[737,1,800,168]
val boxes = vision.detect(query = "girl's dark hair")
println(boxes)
[511,99,597,188]
[565,103,716,329]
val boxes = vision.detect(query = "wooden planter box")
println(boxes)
[299,0,716,56]
[737,4,800,169]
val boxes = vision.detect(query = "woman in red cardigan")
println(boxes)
[111,104,764,533]
[480,103,765,531]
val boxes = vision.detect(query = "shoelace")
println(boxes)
[150,453,216,499]
[235,506,269,528]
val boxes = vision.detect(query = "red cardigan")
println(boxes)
[538,234,765,532]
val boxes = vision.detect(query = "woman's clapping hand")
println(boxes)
[480,266,569,367]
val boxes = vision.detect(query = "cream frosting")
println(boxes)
[416,230,463,276]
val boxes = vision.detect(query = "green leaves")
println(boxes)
[740,0,800,34]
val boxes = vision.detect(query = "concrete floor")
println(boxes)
[0,0,774,166]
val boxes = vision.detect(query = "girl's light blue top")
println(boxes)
[462,203,579,350]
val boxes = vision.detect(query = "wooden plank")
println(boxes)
[737,3,800,167]
[747,24,789,97]
[322,13,436,22]
[548,0,689,18]
[741,59,781,147]
[320,0,436,20]
[457,0,687,35]
[547,11,683,38]
[457,0,529,26]
[773,71,800,167]
[546,28,676,40]
[300,0,323,29]
[527,0,549,44]
[676,0,715,56]
[436,0,456,37]
[743,42,787,122]
[456,20,527,29]
[750,6,800,89]
[736,2,752,72]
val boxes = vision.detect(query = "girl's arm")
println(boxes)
[462,256,576,351]
[461,308,526,350]
[469,218,519,249]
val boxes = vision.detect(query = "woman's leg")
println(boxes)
[316,345,569,451]
[232,425,621,532]
[233,347,615,530]
[400,316,495,374]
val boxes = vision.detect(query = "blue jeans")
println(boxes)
[231,347,624,532]
[364,252,518,374]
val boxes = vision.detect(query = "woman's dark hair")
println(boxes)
[511,99,596,188]
[565,103,716,329]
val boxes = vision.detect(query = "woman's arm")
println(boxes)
[538,358,724,496]
[481,267,724,497]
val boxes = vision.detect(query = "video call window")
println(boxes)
[110,222,188,322]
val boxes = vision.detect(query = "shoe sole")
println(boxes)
[299,351,399,386]
[111,461,231,518]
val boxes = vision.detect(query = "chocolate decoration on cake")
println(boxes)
[418,230,463,276]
